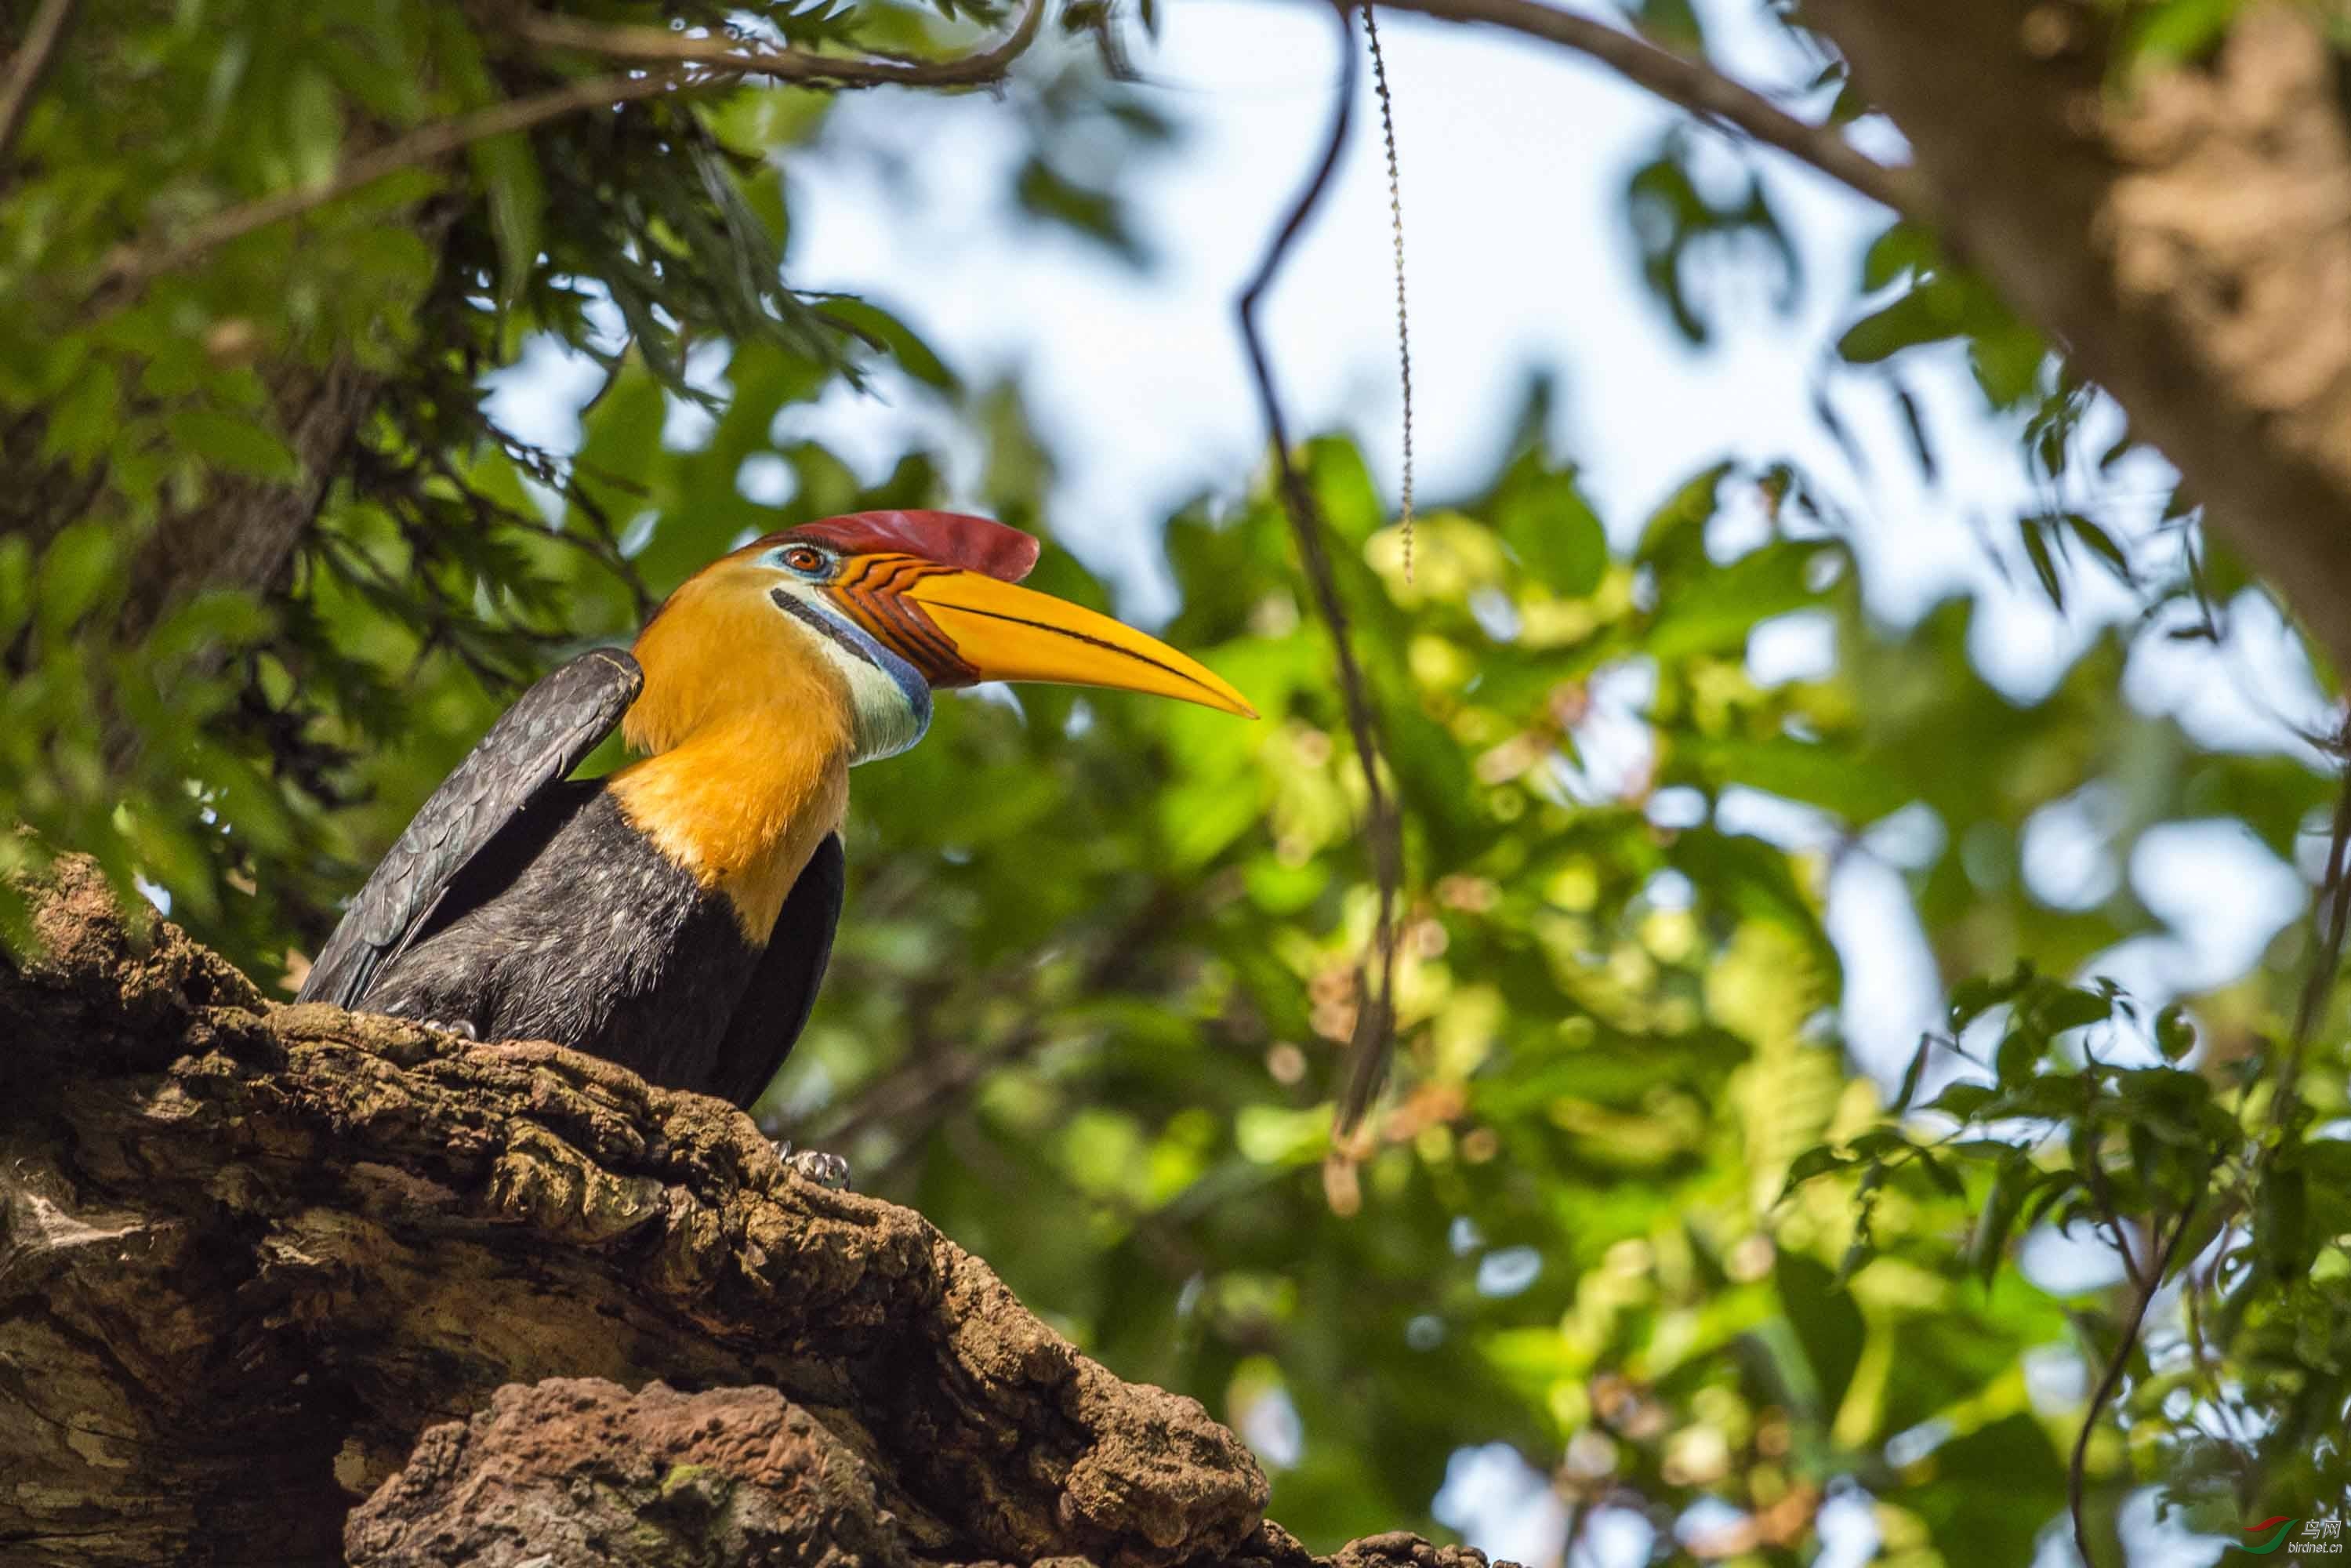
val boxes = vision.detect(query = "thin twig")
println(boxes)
[2052,737,2351,1560]
[806,888,1180,1156]
[2184,730,2351,1316]
[2055,748,2351,1555]
[94,68,688,305]
[89,0,1049,307]
[1366,0,1926,220]
[2068,1186,2200,1567]
[2078,1138,2149,1296]
[1363,5,1415,584]
[1236,0,1403,1142]
[2285,721,2351,1105]
[508,0,1047,89]
[0,0,75,166]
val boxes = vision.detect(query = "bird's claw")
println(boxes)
[422,1017,479,1040]
[774,1142,852,1190]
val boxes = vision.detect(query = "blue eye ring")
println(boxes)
[771,543,835,581]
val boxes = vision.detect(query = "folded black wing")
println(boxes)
[298,648,644,1010]
[711,831,845,1110]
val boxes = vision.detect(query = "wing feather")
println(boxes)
[712,831,845,1109]
[298,648,643,1009]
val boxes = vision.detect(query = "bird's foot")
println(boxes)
[773,1141,852,1191]
[383,1003,481,1040]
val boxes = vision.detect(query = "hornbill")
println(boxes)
[298,510,1254,1130]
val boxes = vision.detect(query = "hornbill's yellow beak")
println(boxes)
[896,569,1258,718]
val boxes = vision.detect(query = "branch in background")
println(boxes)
[2066,1185,2201,1567]
[1236,1,1403,1149]
[507,0,1047,89]
[806,890,1180,1169]
[0,0,75,167]
[2061,741,2351,1553]
[88,0,1050,308]
[93,68,688,306]
[1366,0,1926,220]
[2285,720,2351,1104]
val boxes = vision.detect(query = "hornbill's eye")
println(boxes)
[778,545,830,579]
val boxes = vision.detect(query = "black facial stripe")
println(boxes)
[771,588,880,670]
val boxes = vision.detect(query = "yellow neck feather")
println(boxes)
[608,574,854,942]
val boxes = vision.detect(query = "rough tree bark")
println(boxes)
[0,859,1502,1568]
[1797,0,2351,676]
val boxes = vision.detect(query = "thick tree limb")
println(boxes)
[1793,0,2351,676]
[1366,0,1926,217]
[0,858,1502,1568]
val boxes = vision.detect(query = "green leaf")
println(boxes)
[37,522,118,633]
[1776,1252,1865,1417]
[1928,1080,1997,1120]
[2121,0,2243,70]
[2033,984,2113,1036]
[1994,1027,2043,1087]
[1495,464,1606,595]
[2020,515,2065,608]
[2154,1003,2196,1062]
[1673,733,1908,824]
[1910,1414,2067,1564]
[1968,1154,2030,1285]
[1777,1143,1852,1201]
[42,358,120,468]
[1949,965,2030,1032]
[1643,539,1831,660]
[816,297,960,393]
[285,67,343,191]
[1860,222,1936,292]
[1892,1036,1932,1115]
[1837,284,1962,363]
[2063,512,2133,586]
[470,132,546,311]
[2258,1164,2309,1276]
[1635,460,1731,566]
[165,408,300,483]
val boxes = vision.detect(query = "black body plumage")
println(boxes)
[298,649,844,1109]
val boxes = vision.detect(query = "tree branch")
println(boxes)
[1236,1,1404,1142]
[2066,1185,2200,1567]
[92,67,688,305]
[2,855,1519,1568]
[2284,720,2351,1112]
[1795,0,2351,681]
[0,0,75,167]
[1363,0,1927,220]
[806,889,1181,1185]
[2077,1134,2150,1297]
[506,0,1048,89]
[89,0,1050,307]
[0,855,1271,1566]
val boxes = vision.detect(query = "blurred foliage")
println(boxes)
[2,0,2347,1563]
